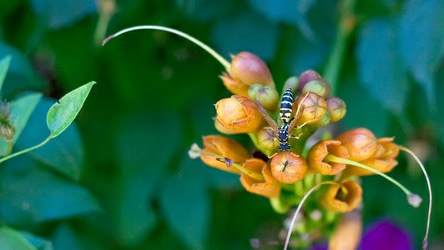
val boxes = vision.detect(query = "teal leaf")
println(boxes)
[213,13,278,60]
[46,81,95,138]
[30,0,96,29]
[357,19,409,114]
[113,114,180,246]
[10,93,42,144]
[248,0,317,41]
[0,156,99,225]
[52,225,81,250]
[0,43,45,98]
[20,232,53,250]
[0,56,11,92]
[399,0,444,108]
[0,227,36,250]
[160,157,209,250]
[16,98,84,180]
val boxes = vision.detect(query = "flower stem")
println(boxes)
[399,146,432,250]
[323,0,356,94]
[102,25,231,69]
[283,181,335,250]
[0,136,51,164]
[325,155,421,206]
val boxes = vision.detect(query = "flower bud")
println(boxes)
[336,128,378,162]
[321,181,362,213]
[270,152,307,184]
[0,102,14,140]
[220,73,249,96]
[240,158,280,198]
[329,211,362,250]
[248,84,279,110]
[255,127,279,156]
[327,97,346,123]
[346,137,400,176]
[200,135,249,173]
[229,52,274,86]
[298,70,322,90]
[302,79,330,97]
[308,140,349,175]
[293,92,327,126]
[215,95,264,134]
[283,76,299,90]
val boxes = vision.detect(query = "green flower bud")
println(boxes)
[248,84,279,111]
[302,79,331,97]
[283,76,299,91]
[255,127,279,156]
[298,70,322,90]
[327,97,347,122]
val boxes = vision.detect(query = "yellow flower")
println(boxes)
[240,158,280,198]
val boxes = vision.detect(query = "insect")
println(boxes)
[256,88,309,152]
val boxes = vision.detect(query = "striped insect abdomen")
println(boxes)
[278,123,290,151]
[280,88,294,124]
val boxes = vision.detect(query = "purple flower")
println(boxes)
[360,219,413,250]
[310,219,413,250]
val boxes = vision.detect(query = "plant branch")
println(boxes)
[0,136,52,164]
[323,0,357,94]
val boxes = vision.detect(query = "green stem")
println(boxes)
[323,0,356,94]
[326,155,417,199]
[102,25,231,69]
[283,181,335,250]
[399,146,432,250]
[0,136,52,164]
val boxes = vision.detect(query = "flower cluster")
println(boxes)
[188,51,430,249]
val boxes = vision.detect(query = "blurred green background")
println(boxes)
[0,0,443,249]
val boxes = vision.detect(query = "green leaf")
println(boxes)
[213,13,278,60]
[160,157,209,250]
[30,0,96,29]
[399,0,444,108]
[16,98,84,180]
[113,114,180,246]
[0,227,36,250]
[0,156,100,225]
[357,19,409,114]
[0,43,46,98]
[0,56,11,92]
[248,0,317,40]
[46,81,95,138]
[20,232,53,250]
[52,225,81,250]
[10,93,42,144]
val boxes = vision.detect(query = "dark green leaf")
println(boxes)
[20,232,53,250]
[0,156,99,225]
[46,81,95,138]
[213,13,278,60]
[30,0,96,29]
[113,114,180,246]
[357,19,409,114]
[399,0,444,107]
[16,98,84,180]
[52,225,81,250]
[0,56,11,92]
[0,227,36,250]
[160,157,209,250]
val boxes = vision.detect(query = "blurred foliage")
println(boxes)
[0,0,443,249]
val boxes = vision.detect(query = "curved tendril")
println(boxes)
[325,155,417,199]
[102,25,231,69]
[283,181,335,250]
[399,146,432,250]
